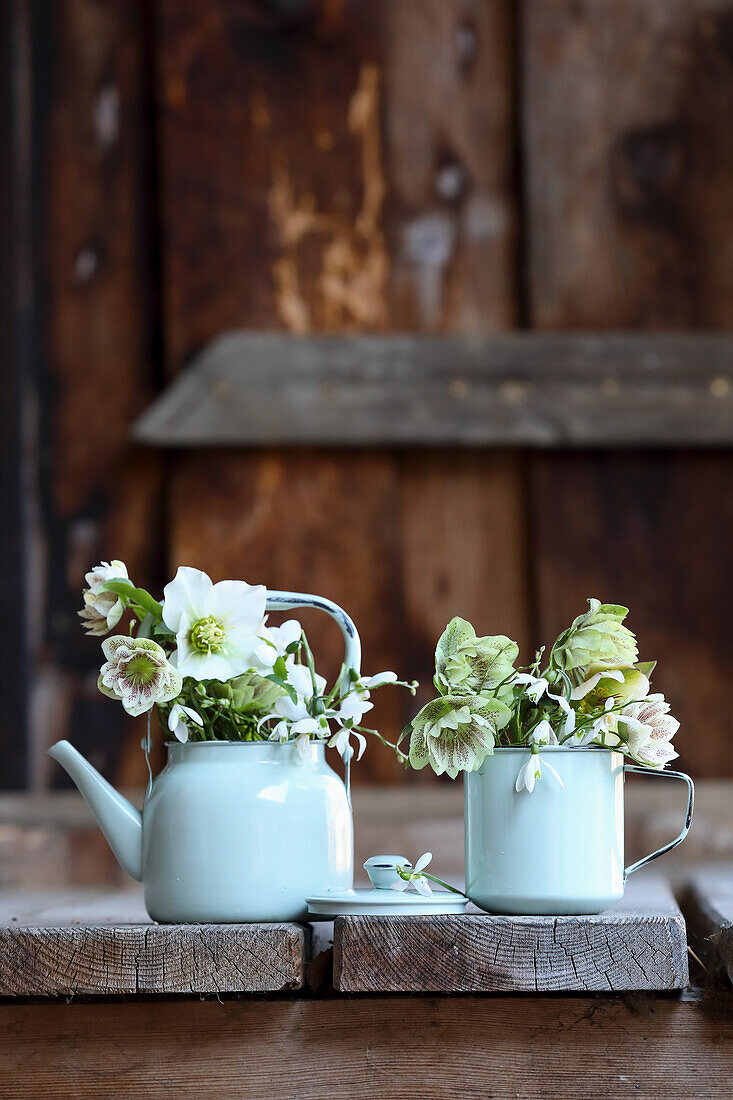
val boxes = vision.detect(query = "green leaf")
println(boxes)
[272,655,288,680]
[101,580,163,621]
[635,660,657,680]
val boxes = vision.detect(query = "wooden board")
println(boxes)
[333,876,688,993]
[0,890,308,995]
[1,1,33,787]
[132,330,733,447]
[1,994,732,1099]
[683,866,733,984]
[523,0,733,782]
[29,0,162,792]
[156,0,529,782]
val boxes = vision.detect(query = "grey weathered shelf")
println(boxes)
[333,876,689,993]
[683,866,733,984]
[0,890,309,995]
[131,331,733,448]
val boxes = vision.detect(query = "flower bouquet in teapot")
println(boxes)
[49,560,418,924]
[78,560,415,760]
[397,599,693,916]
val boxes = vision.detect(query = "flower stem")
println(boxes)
[421,872,464,895]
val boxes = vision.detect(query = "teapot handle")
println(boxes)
[623,764,694,879]
[265,591,361,694]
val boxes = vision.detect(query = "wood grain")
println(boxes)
[333,876,689,993]
[157,0,527,781]
[523,0,733,780]
[133,330,733,447]
[0,0,33,787]
[2,995,732,1099]
[33,0,161,790]
[0,890,307,995]
[683,866,733,983]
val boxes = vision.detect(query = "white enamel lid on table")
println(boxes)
[305,888,468,918]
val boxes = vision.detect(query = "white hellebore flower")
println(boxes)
[167,703,204,743]
[515,722,565,794]
[78,559,129,636]
[98,636,181,717]
[513,673,576,737]
[390,852,433,897]
[162,566,267,682]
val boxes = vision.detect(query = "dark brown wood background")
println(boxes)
[4,0,732,789]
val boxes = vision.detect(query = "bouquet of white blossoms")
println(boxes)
[79,561,415,760]
[400,599,680,790]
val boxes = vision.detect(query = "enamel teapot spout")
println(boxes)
[47,739,143,880]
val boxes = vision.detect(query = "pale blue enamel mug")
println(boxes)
[464,747,694,915]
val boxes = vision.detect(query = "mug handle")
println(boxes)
[265,591,361,693]
[623,764,695,879]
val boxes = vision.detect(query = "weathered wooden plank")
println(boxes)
[33,0,161,791]
[0,0,33,787]
[523,0,733,779]
[333,876,688,993]
[2,995,732,1099]
[157,0,528,784]
[132,331,733,448]
[0,890,308,995]
[683,867,733,984]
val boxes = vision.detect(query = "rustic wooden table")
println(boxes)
[1,787,732,1098]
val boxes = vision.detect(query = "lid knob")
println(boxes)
[363,854,412,890]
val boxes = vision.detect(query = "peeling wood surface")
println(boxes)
[333,876,689,993]
[2,995,733,1099]
[132,331,733,447]
[0,890,307,995]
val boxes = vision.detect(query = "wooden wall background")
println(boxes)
[4,0,733,790]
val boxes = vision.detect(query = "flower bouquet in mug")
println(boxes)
[395,599,693,914]
[398,598,678,789]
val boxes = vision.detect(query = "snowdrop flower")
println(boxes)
[328,724,367,761]
[566,697,619,747]
[98,636,181,717]
[391,852,433,897]
[251,619,303,671]
[162,566,266,681]
[78,559,129,636]
[515,725,565,793]
[167,703,204,743]
[514,673,576,737]
[261,663,330,748]
[334,691,373,728]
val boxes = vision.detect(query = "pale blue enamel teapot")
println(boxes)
[49,592,358,923]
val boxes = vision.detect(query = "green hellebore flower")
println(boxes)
[409,694,511,780]
[570,661,650,711]
[550,599,638,675]
[434,617,519,699]
[207,671,284,715]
